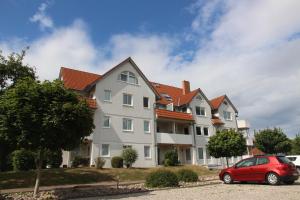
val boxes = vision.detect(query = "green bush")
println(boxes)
[46,150,62,168]
[95,157,106,169]
[146,169,179,188]
[176,169,198,182]
[122,148,138,168]
[164,149,179,166]
[71,156,89,168]
[11,149,36,171]
[111,156,123,168]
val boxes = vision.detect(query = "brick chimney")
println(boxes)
[182,80,190,95]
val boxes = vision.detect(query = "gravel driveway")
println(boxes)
[78,180,300,200]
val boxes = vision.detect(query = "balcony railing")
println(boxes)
[156,132,193,145]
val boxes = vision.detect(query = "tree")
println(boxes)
[0,49,35,93]
[254,128,292,154]
[122,148,138,168]
[0,49,36,171]
[290,134,300,155]
[0,78,95,196]
[207,129,247,167]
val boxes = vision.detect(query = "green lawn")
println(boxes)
[0,165,219,190]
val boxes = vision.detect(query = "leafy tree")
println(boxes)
[290,134,300,155]
[254,128,291,154]
[0,78,94,196]
[164,149,179,166]
[0,49,35,93]
[0,49,36,171]
[122,148,138,168]
[207,129,246,167]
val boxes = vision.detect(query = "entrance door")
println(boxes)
[185,148,191,164]
[157,147,161,165]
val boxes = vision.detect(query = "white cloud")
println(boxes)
[30,2,54,30]
[1,0,300,137]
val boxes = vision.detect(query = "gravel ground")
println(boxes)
[77,180,300,200]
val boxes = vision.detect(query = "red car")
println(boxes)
[219,155,299,185]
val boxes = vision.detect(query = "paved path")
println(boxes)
[76,180,300,200]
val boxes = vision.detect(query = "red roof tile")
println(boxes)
[210,95,226,110]
[156,109,194,121]
[211,117,224,125]
[60,67,101,91]
[78,96,97,109]
[250,147,265,156]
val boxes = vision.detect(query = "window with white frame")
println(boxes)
[119,71,138,84]
[144,146,151,158]
[196,126,202,135]
[103,116,110,128]
[104,90,111,101]
[203,127,209,136]
[198,148,204,159]
[101,144,109,157]
[196,106,206,116]
[143,97,149,108]
[223,111,232,120]
[123,118,133,131]
[123,93,133,106]
[144,120,150,133]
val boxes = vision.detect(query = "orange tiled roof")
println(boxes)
[156,109,194,121]
[210,95,226,110]
[78,96,97,109]
[250,147,265,156]
[151,82,200,106]
[211,117,224,125]
[60,67,101,91]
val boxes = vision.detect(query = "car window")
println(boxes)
[256,157,269,165]
[287,157,296,161]
[276,156,291,164]
[236,158,256,168]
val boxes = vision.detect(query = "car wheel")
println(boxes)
[223,173,233,184]
[283,180,295,185]
[266,172,280,185]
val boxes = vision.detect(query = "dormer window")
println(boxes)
[161,93,172,101]
[119,71,138,84]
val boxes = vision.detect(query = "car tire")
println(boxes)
[266,172,280,185]
[223,173,233,184]
[283,180,295,185]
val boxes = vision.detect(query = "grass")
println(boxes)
[0,165,219,190]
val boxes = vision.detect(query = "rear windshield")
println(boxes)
[276,156,291,164]
[287,157,297,161]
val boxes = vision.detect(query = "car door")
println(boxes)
[232,157,257,181]
[251,157,270,181]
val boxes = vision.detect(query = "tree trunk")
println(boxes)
[33,150,43,197]
[226,157,229,168]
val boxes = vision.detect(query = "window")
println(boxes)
[198,148,204,159]
[144,146,151,158]
[101,144,109,157]
[196,106,206,116]
[196,126,202,135]
[123,93,133,106]
[236,158,256,168]
[256,157,269,165]
[223,111,232,120]
[143,97,149,108]
[287,157,297,161]
[119,71,138,84]
[144,121,150,133]
[161,93,172,101]
[203,127,209,136]
[103,116,110,128]
[123,118,133,131]
[196,95,202,101]
[276,156,292,164]
[104,90,111,101]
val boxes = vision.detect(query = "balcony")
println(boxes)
[156,132,193,145]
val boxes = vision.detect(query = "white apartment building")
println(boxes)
[59,57,247,168]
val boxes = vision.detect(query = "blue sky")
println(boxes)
[0,0,300,137]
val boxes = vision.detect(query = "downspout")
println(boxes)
[153,103,158,166]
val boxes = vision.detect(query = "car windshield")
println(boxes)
[276,156,291,164]
[287,157,297,161]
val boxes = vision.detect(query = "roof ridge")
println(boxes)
[61,67,102,77]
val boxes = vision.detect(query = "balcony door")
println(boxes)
[185,148,191,164]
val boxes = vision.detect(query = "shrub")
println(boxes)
[176,169,198,182]
[11,149,36,171]
[122,148,138,168]
[71,156,89,168]
[163,149,179,166]
[111,156,123,168]
[95,157,106,169]
[46,150,62,168]
[146,170,179,188]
